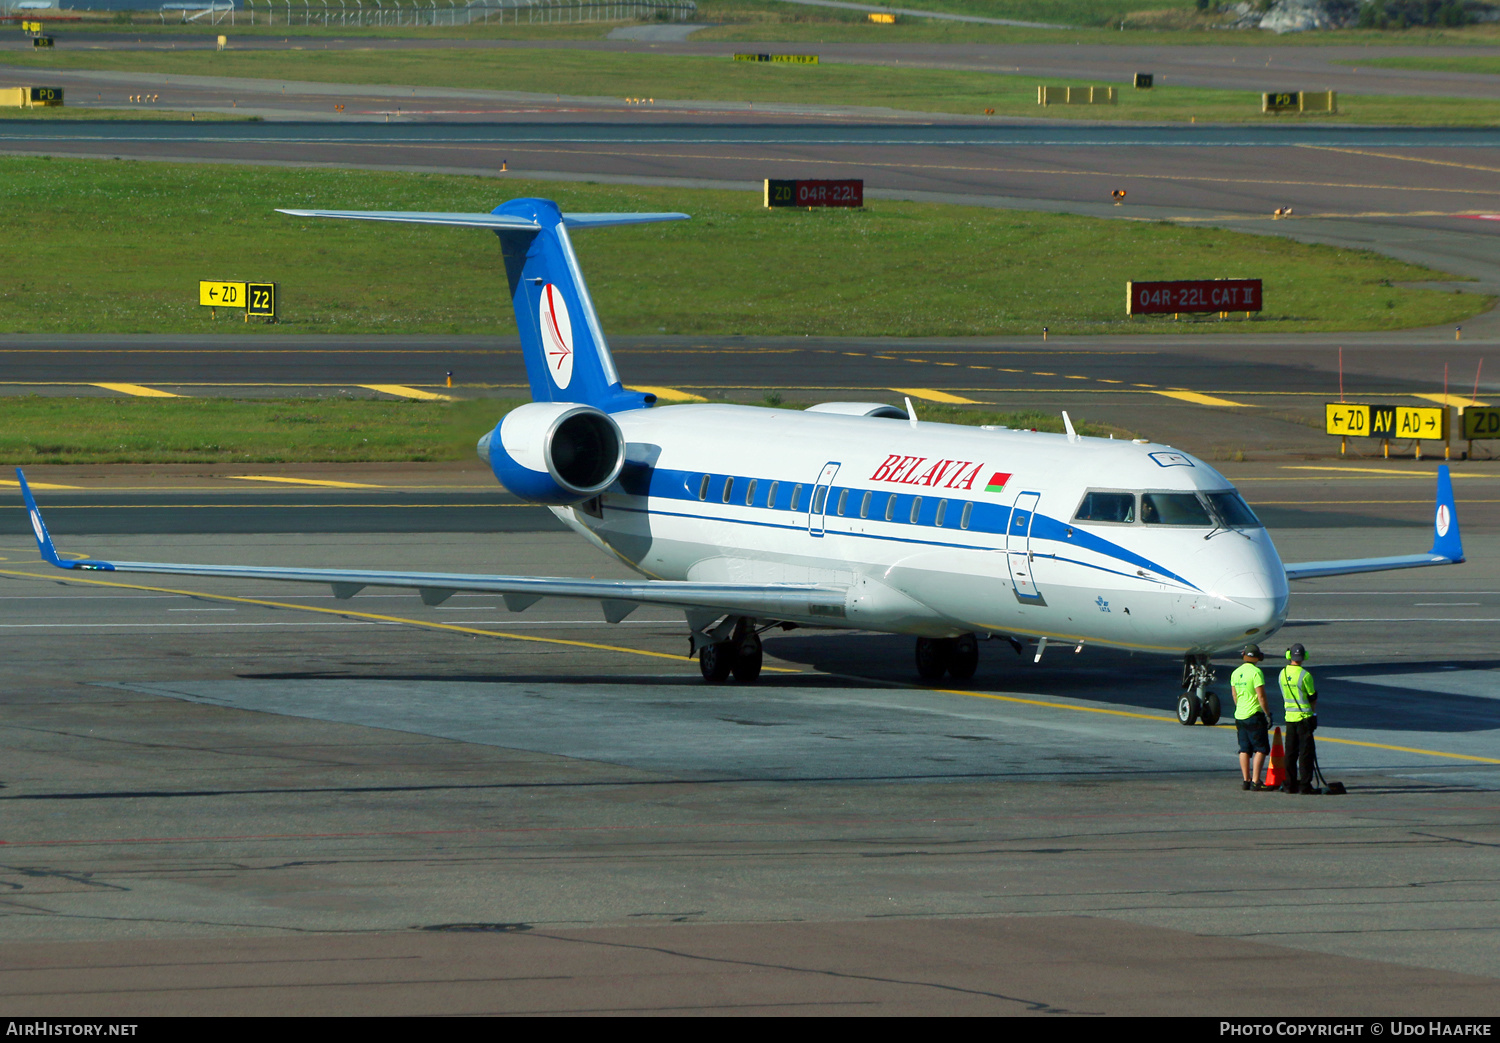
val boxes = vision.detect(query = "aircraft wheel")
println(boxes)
[915,637,950,681]
[947,634,979,681]
[699,641,733,683]
[1176,692,1201,726]
[731,631,763,683]
[1199,691,1221,727]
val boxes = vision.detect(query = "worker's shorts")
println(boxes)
[1236,713,1270,755]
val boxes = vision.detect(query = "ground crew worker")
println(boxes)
[1231,644,1271,790]
[1279,643,1319,794]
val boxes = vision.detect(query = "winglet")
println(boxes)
[16,468,64,568]
[1431,464,1464,563]
[15,469,113,572]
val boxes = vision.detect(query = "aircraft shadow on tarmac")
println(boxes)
[241,636,1500,736]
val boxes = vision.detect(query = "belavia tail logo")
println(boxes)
[539,283,574,390]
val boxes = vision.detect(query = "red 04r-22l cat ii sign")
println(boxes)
[1126,279,1262,315]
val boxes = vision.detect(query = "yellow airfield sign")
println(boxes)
[1325,403,1447,441]
[199,281,246,308]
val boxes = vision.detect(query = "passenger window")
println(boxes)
[885,495,896,522]
[836,489,848,516]
[790,484,802,511]
[1142,492,1212,526]
[722,477,734,504]
[698,474,709,501]
[768,481,779,508]
[1074,491,1135,524]
[812,487,827,514]
[935,500,948,527]
[910,496,923,524]
[961,502,973,530]
[746,479,757,507]
[860,491,871,519]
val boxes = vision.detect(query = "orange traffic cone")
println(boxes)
[1264,727,1286,789]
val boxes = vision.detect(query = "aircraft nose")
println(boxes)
[1213,569,1289,640]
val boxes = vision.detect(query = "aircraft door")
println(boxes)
[1006,491,1044,602]
[808,461,840,537]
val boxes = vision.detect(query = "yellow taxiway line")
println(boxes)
[1153,390,1247,408]
[91,383,179,398]
[0,568,1489,765]
[357,384,455,401]
[892,388,981,405]
[0,479,80,490]
[228,476,386,489]
[628,385,708,403]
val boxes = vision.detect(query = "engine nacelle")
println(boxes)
[805,402,908,420]
[478,402,625,505]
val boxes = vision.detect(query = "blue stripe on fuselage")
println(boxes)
[608,463,1201,591]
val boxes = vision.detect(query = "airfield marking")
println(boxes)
[0,566,767,669]
[627,385,708,403]
[0,479,81,490]
[358,384,455,401]
[1317,736,1500,765]
[91,383,179,398]
[1297,145,1500,178]
[1409,394,1488,408]
[1152,390,1247,407]
[475,145,1500,200]
[0,564,1492,765]
[1282,466,1498,479]
[929,686,1500,764]
[891,388,981,404]
[228,476,386,489]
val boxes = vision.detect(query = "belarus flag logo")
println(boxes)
[985,472,1011,494]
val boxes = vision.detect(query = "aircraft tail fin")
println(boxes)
[1431,463,1464,562]
[278,201,688,413]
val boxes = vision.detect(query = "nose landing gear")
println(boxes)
[1178,653,1220,726]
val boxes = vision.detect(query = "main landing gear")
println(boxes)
[699,617,763,684]
[915,634,979,682]
[1177,653,1220,726]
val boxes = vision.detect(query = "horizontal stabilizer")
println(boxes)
[277,209,690,231]
[560,212,691,229]
[276,209,544,230]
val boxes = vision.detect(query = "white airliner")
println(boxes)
[18,197,1466,726]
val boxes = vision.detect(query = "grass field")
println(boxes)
[9,46,1500,124]
[0,397,1113,465]
[1350,55,1500,75]
[0,158,1483,338]
[0,107,245,121]
[47,2,1500,44]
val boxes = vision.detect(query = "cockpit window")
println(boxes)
[1074,491,1136,524]
[1206,490,1261,528]
[1141,492,1212,526]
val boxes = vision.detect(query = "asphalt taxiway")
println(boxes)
[0,477,1496,1013]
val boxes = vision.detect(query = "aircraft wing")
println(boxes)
[1282,465,1464,581]
[15,471,845,624]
